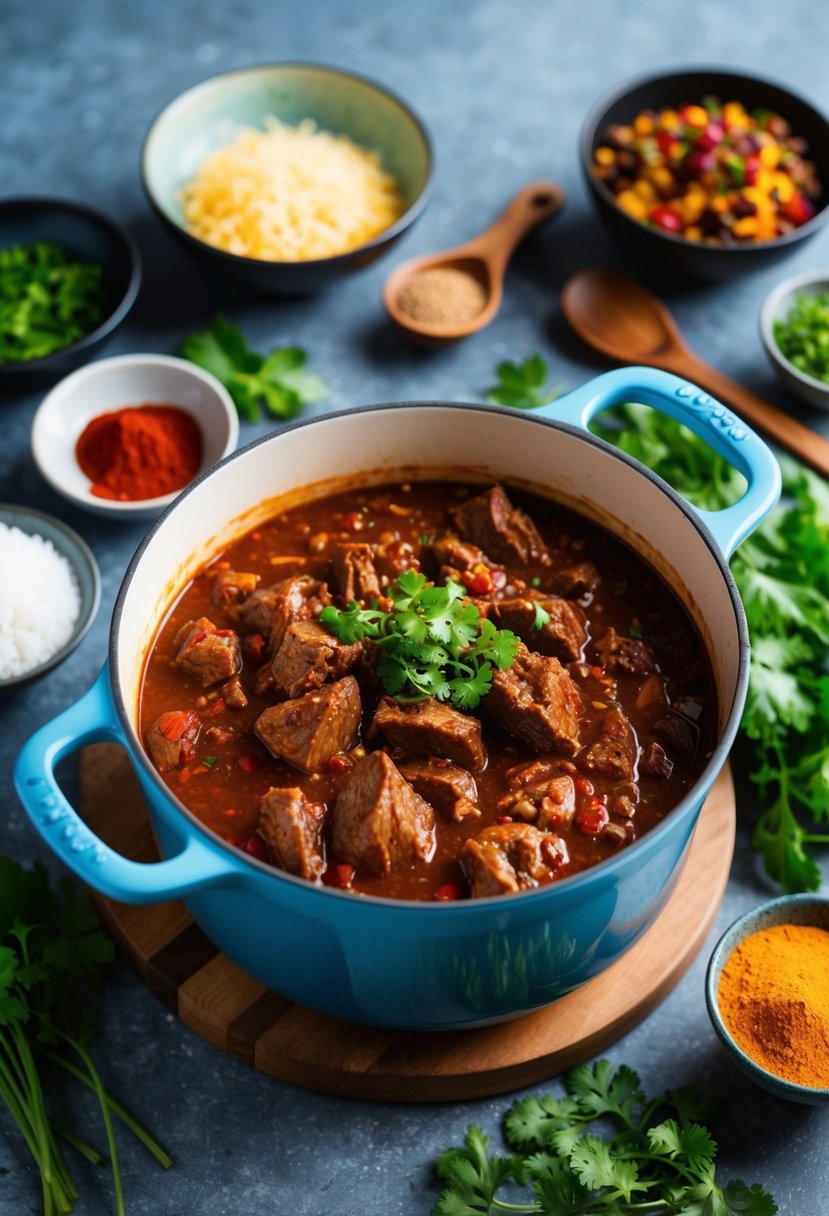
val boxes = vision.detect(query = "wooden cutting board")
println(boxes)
[79,744,735,1102]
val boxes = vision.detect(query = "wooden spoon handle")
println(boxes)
[465,182,566,273]
[670,350,829,478]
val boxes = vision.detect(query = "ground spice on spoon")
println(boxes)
[76,404,202,501]
[396,265,487,326]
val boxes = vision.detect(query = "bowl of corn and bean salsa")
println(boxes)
[581,69,829,279]
[15,381,778,1027]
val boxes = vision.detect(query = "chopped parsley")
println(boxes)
[0,241,107,364]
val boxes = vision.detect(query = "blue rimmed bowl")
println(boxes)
[142,62,433,294]
[706,894,829,1104]
[15,367,780,1029]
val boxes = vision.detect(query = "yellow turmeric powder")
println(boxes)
[717,922,829,1089]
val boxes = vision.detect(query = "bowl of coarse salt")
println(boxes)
[0,505,100,689]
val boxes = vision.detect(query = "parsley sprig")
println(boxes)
[320,570,524,710]
[592,403,829,892]
[0,856,171,1215]
[433,1058,775,1215]
[180,314,327,422]
[486,354,565,410]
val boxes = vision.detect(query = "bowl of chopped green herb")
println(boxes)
[761,269,829,410]
[0,198,141,386]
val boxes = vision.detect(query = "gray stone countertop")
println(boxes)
[1,0,828,1212]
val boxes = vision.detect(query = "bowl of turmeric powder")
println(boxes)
[706,894,829,1104]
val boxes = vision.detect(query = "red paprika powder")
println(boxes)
[76,404,203,501]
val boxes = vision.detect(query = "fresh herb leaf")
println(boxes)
[431,1058,775,1216]
[0,241,107,364]
[0,856,171,1214]
[320,570,520,711]
[590,405,829,893]
[181,315,327,422]
[485,355,565,410]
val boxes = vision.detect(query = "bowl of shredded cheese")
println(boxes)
[0,505,100,689]
[142,63,433,294]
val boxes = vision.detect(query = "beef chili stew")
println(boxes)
[138,480,716,902]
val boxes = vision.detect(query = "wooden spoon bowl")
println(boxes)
[384,182,565,345]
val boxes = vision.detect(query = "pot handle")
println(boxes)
[541,366,781,558]
[13,667,239,904]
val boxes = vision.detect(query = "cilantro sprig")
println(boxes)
[0,856,171,1214]
[592,403,829,892]
[486,354,565,410]
[433,1058,775,1216]
[180,314,327,422]
[320,569,522,710]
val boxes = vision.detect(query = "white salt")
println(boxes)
[0,523,82,679]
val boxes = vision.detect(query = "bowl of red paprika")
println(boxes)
[31,353,238,520]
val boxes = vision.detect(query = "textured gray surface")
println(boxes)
[1,0,828,1212]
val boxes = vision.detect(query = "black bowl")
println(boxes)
[581,68,829,281]
[0,197,141,388]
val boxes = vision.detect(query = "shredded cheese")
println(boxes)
[179,117,405,262]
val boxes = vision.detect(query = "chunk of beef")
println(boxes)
[221,675,248,709]
[330,751,435,875]
[495,596,588,663]
[460,823,568,898]
[270,620,363,699]
[145,710,201,771]
[368,697,486,772]
[238,576,330,653]
[429,534,494,574]
[486,644,582,755]
[451,485,550,566]
[174,618,242,687]
[398,758,480,822]
[653,712,699,760]
[211,569,259,609]
[640,741,674,779]
[330,543,382,604]
[553,561,599,600]
[582,707,638,781]
[497,775,576,831]
[255,676,361,773]
[259,786,326,880]
[595,627,656,677]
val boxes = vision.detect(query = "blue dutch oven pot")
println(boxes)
[15,368,781,1030]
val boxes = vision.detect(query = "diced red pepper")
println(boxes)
[215,629,236,638]
[744,156,760,186]
[434,883,463,901]
[650,205,683,233]
[204,697,226,718]
[575,777,595,797]
[343,511,365,531]
[177,767,192,784]
[467,569,495,595]
[326,753,355,775]
[781,190,815,226]
[238,754,260,773]
[188,629,209,647]
[575,803,610,836]
[157,710,189,741]
[496,814,514,824]
[656,131,675,156]
[322,863,356,889]
[229,831,269,862]
[589,665,604,679]
[246,632,266,659]
[696,122,724,152]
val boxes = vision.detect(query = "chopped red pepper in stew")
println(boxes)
[139,481,716,901]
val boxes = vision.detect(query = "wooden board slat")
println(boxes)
[79,744,734,1102]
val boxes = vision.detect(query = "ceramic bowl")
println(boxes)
[15,367,781,1030]
[142,63,433,294]
[581,68,829,281]
[760,269,829,411]
[31,354,239,521]
[706,894,829,1105]
[0,198,141,387]
[0,504,100,690]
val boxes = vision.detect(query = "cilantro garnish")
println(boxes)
[0,241,107,364]
[180,315,327,422]
[592,403,829,892]
[433,1058,776,1216]
[0,856,171,1214]
[485,354,565,410]
[320,569,520,710]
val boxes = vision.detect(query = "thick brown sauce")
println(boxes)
[138,481,716,900]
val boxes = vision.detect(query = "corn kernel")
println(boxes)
[615,189,649,220]
[759,144,781,169]
[633,179,656,202]
[668,142,685,161]
[712,195,730,214]
[595,145,616,165]
[684,225,703,241]
[633,114,654,136]
[723,101,749,129]
[732,216,759,238]
[659,109,680,129]
[679,195,705,223]
[772,172,795,203]
[649,166,675,193]
[682,105,709,128]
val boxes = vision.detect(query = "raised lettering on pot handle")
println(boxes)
[539,365,782,559]
[13,667,238,903]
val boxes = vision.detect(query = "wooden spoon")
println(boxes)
[384,182,565,345]
[562,266,829,477]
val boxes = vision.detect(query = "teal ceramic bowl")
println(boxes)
[705,894,829,1105]
[142,63,433,294]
